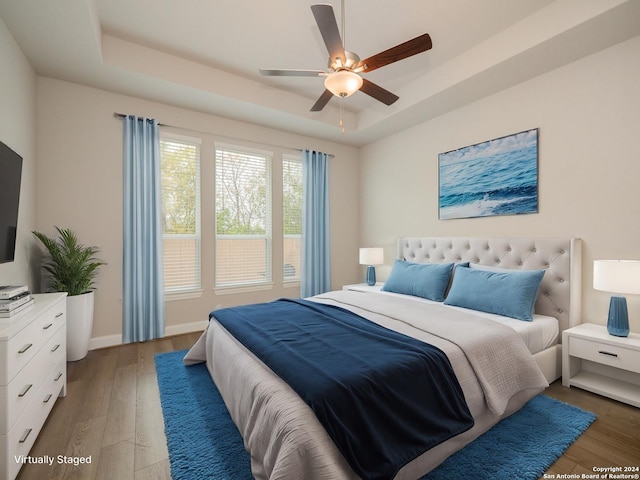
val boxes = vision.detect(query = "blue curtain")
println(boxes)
[301,150,331,298]
[122,115,165,343]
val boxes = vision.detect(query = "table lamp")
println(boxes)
[359,248,384,286]
[593,260,640,337]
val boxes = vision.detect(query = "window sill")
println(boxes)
[165,289,204,301]
[214,283,274,295]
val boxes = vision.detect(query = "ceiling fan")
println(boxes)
[259,2,433,112]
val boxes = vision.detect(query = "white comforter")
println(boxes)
[185,290,548,479]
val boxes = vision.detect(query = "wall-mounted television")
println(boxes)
[0,141,23,264]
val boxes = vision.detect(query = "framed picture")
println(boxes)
[438,128,539,220]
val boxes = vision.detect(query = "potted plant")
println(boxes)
[33,227,106,361]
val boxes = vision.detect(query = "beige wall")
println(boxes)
[0,17,37,289]
[35,78,360,345]
[359,35,640,332]
[10,16,640,344]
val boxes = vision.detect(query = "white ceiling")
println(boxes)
[1,0,639,146]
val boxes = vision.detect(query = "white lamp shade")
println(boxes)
[359,248,384,266]
[593,260,640,295]
[324,71,363,98]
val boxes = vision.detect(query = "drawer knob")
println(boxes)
[43,393,53,403]
[51,344,61,352]
[598,350,618,358]
[55,312,63,318]
[43,323,53,330]
[54,372,63,381]
[19,428,33,444]
[18,384,33,397]
[18,343,33,354]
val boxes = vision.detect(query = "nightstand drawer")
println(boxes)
[570,337,640,374]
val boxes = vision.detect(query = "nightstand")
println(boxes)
[562,323,640,407]
[342,283,383,293]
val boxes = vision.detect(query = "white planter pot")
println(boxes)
[66,291,94,361]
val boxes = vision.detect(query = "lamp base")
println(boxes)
[365,265,376,286]
[607,296,630,337]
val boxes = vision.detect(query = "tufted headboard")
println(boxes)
[397,237,582,338]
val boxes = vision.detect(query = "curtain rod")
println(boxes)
[113,112,334,157]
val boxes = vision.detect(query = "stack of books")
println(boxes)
[0,285,34,318]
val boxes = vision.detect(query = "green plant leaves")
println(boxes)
[32,227,106,296]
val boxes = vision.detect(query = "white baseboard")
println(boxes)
[88,320,208,351]
[90,333,123,351]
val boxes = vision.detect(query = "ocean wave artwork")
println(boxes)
[439,128,538,220]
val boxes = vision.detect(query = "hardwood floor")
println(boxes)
[16,332,202,480]
[16,333,640,480]
[543,382,640,476]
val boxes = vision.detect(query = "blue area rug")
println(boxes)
[155,350,596,480]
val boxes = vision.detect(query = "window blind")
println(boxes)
[283,155,302,281]
[160,136,201,292]
[215,144,272,288]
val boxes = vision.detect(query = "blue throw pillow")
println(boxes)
[444,266,545,321]
[382,260,454,302]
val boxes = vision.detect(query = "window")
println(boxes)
[215,144,272,288]
[160,135,201,293]
[283,155,302,281]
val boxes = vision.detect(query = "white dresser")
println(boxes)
[0,293,67,480]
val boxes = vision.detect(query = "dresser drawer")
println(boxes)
[39,357,66,410]
[569,336,640,374]
[1,357,65,480]
[1,304,65,385]
[0,325,65,432]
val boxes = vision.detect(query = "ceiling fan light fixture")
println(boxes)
[324,70,363,98]
[260,4,431,113]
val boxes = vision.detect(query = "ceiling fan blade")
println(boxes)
[310,89,334,111]
[357,33,432,73]
[260,68,326,77]
[359,79,399,106]
[311,4,345,63]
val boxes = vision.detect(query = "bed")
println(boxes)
[185,236,582,480]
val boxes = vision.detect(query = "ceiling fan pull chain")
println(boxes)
[340,97,345,135]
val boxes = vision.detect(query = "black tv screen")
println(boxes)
[0,141,23,264]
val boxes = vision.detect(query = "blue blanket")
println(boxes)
[212,299,474,480]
